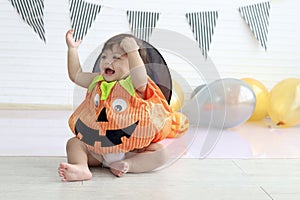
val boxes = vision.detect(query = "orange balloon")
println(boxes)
[241,78,269,121]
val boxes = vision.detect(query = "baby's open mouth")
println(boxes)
[105,68,115,75]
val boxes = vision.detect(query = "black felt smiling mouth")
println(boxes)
[75,118,139,147]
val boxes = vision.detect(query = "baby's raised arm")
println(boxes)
[66,29,97,88]
[120,37,147,96]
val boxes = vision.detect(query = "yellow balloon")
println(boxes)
[170,80,184,111]
[241,78,269,121]
[268,78,300,127]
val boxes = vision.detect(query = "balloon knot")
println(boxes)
[276,121,285,126]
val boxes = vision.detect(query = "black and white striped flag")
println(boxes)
[69,0,101,41]
[127,11,160,42]
[9,0,46,43]
[186,11,218,59]
[239,1,270,50]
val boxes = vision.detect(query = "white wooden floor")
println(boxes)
[1,110,300,199]
[1,157,300,200]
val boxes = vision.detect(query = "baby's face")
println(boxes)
[99,44,130,82]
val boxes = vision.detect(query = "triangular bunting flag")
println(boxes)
[186,11,218,59]
[127,11,160,42]
[69,0,101,41]
[9,0,46,43]
[239,1,270,50]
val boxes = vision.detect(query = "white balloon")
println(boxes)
[182,78,256,129]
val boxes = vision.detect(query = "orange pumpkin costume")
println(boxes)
[68,75,189,155]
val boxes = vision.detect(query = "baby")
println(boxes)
[58,30,171,181]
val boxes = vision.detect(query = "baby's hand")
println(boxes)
[66,29,81,48]
[120,37,139,53]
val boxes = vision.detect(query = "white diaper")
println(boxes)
[88,149,125,167]
[102,153,125,167]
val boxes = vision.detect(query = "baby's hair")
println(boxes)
[100,34,149,64]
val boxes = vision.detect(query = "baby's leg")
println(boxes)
[58,137,93,181]
[110,143,168,177]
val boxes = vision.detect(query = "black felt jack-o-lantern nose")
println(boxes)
[97,107,108,122]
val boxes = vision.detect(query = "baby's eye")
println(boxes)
[101,55,106,60]
[113,56,121,60]
[113,53,122,58]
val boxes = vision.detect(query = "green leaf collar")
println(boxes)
[88,75,135,100]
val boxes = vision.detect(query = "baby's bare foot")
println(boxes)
[58,163,92,182]
[109,161,129,177]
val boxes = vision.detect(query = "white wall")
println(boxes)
[0,0,299,109]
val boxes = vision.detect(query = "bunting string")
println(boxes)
[8,0,271,55]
